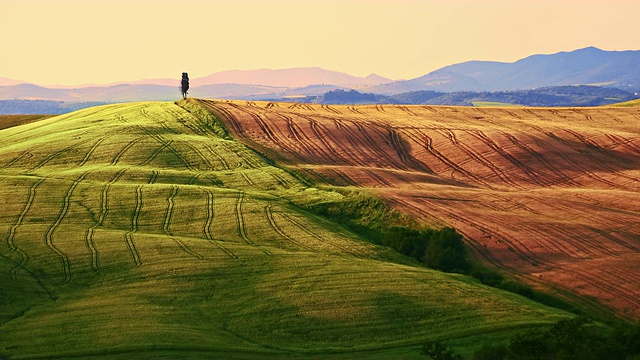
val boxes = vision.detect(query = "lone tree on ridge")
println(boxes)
[180,72,189,99]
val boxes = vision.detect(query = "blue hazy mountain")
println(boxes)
[370,47,640,94]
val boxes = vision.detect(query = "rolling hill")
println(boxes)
[200,100,640,321]
[0,101,572,359]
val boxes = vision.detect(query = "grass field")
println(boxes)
[0,101,573,359]
[611,98,640,107]
[200,99,640,321]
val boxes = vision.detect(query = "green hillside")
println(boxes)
[610,98,640,107]
[0,101,571,359]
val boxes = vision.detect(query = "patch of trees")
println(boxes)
[383,226,469,272]
[306,191,470,272]
[305,189,580,313]
[422,317,640,360]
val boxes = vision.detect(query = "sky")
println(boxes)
[1,0,639,85]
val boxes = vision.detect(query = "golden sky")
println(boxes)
[1,0,639,85]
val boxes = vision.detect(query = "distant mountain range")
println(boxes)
[370,47,640,93]
[1,47,639,112]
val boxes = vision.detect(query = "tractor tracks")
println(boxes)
[83,170,126,271]
[202,189,237,259]
[6,177,46,280]
[235,191,271,255]
[45,172,89,283]
[124,185,143,267]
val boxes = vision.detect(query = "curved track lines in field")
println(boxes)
[276,112,336,163]
[159,185,203,260]
[203,144,231,170]
[235,191,271,256]
[465,129,549,187]
[280,212,375,258]
[1,148,35,170]
[498,131,579,187]
[84,170,126,271]
[125,185,144,267]
[139,141,172,167]
[79,136,109,167]
[135,125,196,171]
[264,205,316,253]
[162,186,179,236]
[30,143,78,171]
[148,170,159,184]
[428,127,520,188]
[402,129,489,187]
[180,142,215,170]
[536,129,623,189]
[111,138,144,166]
[6,177,46,279]
[45,172,89,283]
[202,189,237,259]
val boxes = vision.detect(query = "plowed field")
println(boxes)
[200,99,640,319]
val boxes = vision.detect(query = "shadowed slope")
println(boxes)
[200,99,640,320]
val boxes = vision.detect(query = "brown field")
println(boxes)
[0,114,53,130]
[197,99,640,320]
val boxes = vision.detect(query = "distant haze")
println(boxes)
[1,0,639,86]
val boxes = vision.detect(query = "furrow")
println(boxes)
[78,136,108,167]
[30,143,78,171]
[111,137,144,166]
[0,147,35,169]
[148,170,159,184]
[82,171,121,272]
[180,142,215,170]
[45,172,90,283]
[264,205,316,252]
[409,129,490,187]
[500,131,579,187]
[139,141,172,166]
[162,186,179,236]
[280,212,371,257]
[235,191,271,255]
[203,144,231,170]
[466,129,548,187]
[434,127,521,188]
[6,177,46,279]
[124,185,144,267]
[202,189,237,259]
[170,237,203,260]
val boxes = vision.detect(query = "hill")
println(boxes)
[371,47,640,93]
[303,86,637,107]
[0,101,572,359]
[192,68,392,88]
[0,77,27,87]
[200,100,640,321]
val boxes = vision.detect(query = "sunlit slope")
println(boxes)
[0,102,570,359]
[200,100,640,320]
